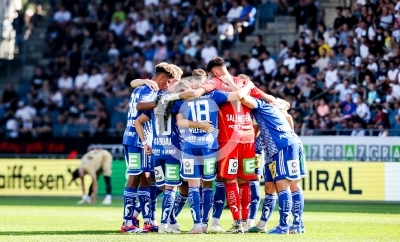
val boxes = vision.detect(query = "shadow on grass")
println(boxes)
[0,230,121,236]
[1,197,400,214]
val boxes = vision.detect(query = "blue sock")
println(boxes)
[150,182,158,222]
[199,186,203,215]
[123,187,137,225]
[188,187,201,225]
[133,200,141,217]
[138,187,152,223]
[249,180,261,220]
[212,181,225,219]
[291,190,304,226]
[160,189,176,224]
[202,188,213,224]
[169,192,187,224]
[260,193,277,222]
[278,190,292,227]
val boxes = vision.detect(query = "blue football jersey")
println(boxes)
[173,90,228,150]
[122,86,160,147]
[143,109,181,158]
[252,98,301,157]
[255,135,263,154]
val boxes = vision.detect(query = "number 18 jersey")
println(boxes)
[173,90,228,150]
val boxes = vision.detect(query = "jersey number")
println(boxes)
[128,93,140,118]
[188,100,210,122]
[155,115,172,136]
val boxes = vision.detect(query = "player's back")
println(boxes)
[148,109,181,158]
[81,149,104,174]
[176,90,227,150]
[252,99,301,156]
[122,86,154,147]
[204,77,254,144]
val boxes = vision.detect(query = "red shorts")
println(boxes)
[217,142,256,180]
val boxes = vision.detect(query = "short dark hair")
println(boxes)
[206,56,226,72]
[279,40,287,47]
[155,62,175,78]
[336,6,343,11]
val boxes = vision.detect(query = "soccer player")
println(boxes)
[121,62,176,233]
[72,149,113,205]
[173,73,246,234]
[234,85,306,235]
[134,79,191,233]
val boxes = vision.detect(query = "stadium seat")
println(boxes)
[50,111,59,124]
[111,112,126,128]
[105,98,125,116]
[0,106,4,118]
[18,85,30,104]
[52,124,66,137]
[258,3,278,27]
[66,124,92,137]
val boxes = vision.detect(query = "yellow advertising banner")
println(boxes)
[0,159,92,196]
[302,162,385,201]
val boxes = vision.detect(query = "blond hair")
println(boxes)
[192,69,207,77]
[169,64,184,80]
[238,74,251,82]
[174,79,191,93]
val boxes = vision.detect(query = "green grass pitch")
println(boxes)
[0,197,400,242]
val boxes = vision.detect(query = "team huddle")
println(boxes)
[120,57,307,234]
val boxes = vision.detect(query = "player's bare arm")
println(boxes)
[176,113,214,132]
[238,95,257,109]
[136,101,157,111]
[130,79,159,91]
[133,113,152,154]
[281,110,295,131]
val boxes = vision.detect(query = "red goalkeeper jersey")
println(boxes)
[200,76,265,143]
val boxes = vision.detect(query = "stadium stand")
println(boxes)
[0,0,399,139]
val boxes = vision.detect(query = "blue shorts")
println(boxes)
[266,143,306,182]
[181,148,217,181]
[153,156,182,187]
[123,145,152,175]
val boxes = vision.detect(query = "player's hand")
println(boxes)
[276,98,290,110]
[199,121,214,132]
[160,93,180,104]
[245,80,255,89]
[144,144,152,155]
[144,79,159,91]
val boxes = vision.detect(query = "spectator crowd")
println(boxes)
[1,0,400,139]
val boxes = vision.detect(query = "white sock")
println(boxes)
[105,195,112,200]
[125,219,133,226]
[133,210,140,218]
[152,220,158,226]
[194,223,202,228]
[248,219,255,227]
[211,218,220,226]
[256,220,266,229]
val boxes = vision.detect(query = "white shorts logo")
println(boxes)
[227,159,238,175]
[182,159,194,175]
[154,166,165,183]
[287,159,300,176]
